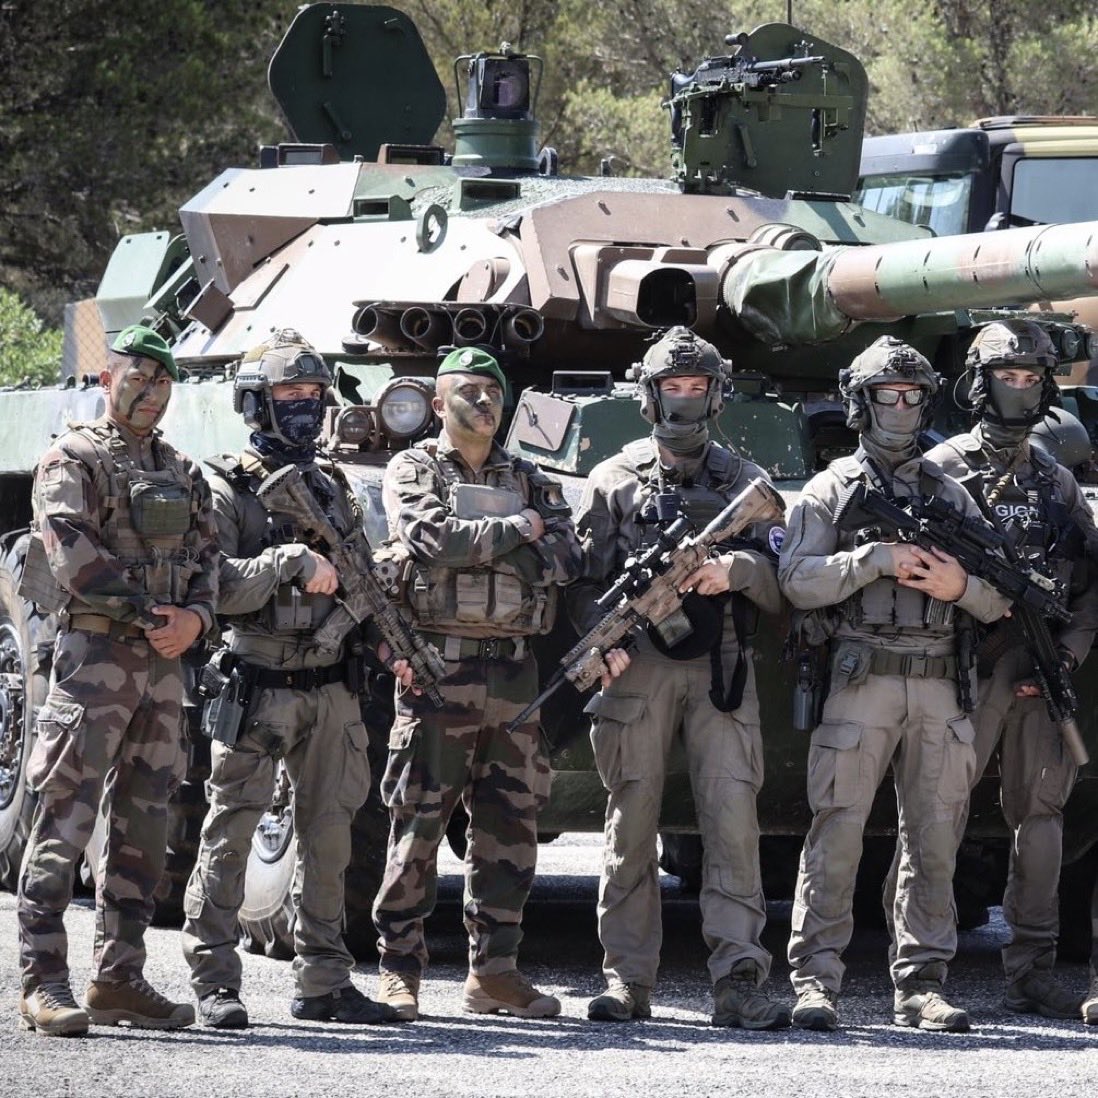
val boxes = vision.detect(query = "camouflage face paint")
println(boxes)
[438,373,503,440]
[107,358,172,435]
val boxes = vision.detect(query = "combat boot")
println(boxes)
[893,980,969,1032]
[587,981,652,1022]
[463,970,561,1018]
[1004,969,1083,1020]
[377,970,420,1022]
[291,984,398,1024]
[1081,971,1098,1025]
[85,978,195,1030]
[19,982,89,1037]
[711,962,791,1030]
[791,986,839,1032]
[198,987,249,1029]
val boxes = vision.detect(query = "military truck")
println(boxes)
[857,116,1098,393]
[4,3,1098,957]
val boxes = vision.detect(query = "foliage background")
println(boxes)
[1,0,1095,382]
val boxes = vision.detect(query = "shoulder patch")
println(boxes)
[768,526,786,555]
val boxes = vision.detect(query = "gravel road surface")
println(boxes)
[0,834,1095,1098]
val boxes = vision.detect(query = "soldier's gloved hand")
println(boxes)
[894,544,967,601]
[145,605,203,659]
[599,647,631,689]
[302,550,339,595]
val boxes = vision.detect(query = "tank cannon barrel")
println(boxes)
[722,220,1098,347]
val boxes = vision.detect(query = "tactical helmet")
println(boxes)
[1030,407,1093,469]
[233,329,332,444]
[633,326,731,425]
[966,319,1059,429]
[838,336,940,432]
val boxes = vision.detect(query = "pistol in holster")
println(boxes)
[197,650,252,747]
[792,645,828,733]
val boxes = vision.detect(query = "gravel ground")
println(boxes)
[1,834,1095,1098]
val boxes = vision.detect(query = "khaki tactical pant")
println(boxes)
[589,652,768,989]
[972,654,1077,980]
[181,681,370,999]
[18,630,186,991]
[884,649,1077,982]
[788,671,976,994]
[372,653,548,977]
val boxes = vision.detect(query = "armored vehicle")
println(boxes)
[4,3,1098,956]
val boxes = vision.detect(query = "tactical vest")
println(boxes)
[831,455,941,631]
[941,435,1080,585]
[207,451,342,634]
[23,422,200,615]
[398,441,556,638]
[621,438,744,553]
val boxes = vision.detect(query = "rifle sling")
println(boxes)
[708,592,748,714]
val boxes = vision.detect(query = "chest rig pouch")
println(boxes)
[213,452,337,635]
[84,424,199,604]
[833,456,932,630]
[404,445,553,637]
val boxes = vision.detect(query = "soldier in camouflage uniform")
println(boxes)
[181,331,406,1028]
[372,347,582,1021]
[780,337,1009,1033]
[883,321,1098,1021]
[17,325,217,1036]
[571,328,790,1029]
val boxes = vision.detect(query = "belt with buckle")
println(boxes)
[869,649,957,679]
[67,613,145,642]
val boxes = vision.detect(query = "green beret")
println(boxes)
[437,347,506,392]
[111,324,178,380]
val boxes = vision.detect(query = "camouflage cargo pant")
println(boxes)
[788,670,976,994]
[883,648,1077,982]
[181,680,370,999]
[372,652,548,977]
[17,629,186,992]
[587,650,769,988]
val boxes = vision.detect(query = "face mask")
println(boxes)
[985,374,1045,427]
[864,400,922,455]
[653,393,710,455]
[271,397,325,447]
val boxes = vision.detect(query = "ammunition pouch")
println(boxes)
[828,639,873,695]
[408,563,553,638]
[264,582,330,632]
[129,473,193,538]
[17,531,69,614]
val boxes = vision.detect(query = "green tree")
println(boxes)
[0,0,286,322]
[0,289,63,387]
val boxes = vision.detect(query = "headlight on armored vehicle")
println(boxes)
[333,405,375,447]
[377,378,434,440]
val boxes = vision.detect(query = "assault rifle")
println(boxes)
[832,483,1088,766]
[256,464,446,709]
[504,477,785,733]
